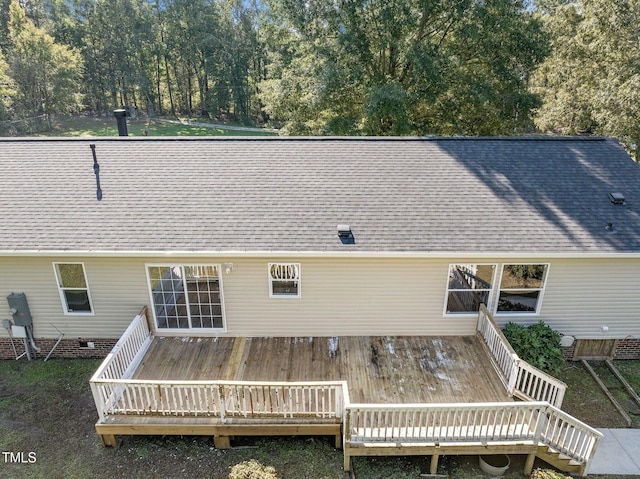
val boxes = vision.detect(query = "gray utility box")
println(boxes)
[7,292,33,326]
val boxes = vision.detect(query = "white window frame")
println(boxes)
[443,263,497,316]
[53,262,94,316]
[268,262,301,298]
[494,263,549,316]
[145,263,226,332]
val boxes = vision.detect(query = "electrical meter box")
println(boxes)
[7,292,33,326]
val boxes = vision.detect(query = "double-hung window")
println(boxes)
[53,262,93,314]
[147,264,225,331]
[496,264,548,314]
[269,263,301,297]
[445,264,496,314]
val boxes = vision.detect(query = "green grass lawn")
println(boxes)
[613,359,640,391]
[36,116,276,137]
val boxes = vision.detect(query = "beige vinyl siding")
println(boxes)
[222,258,475,336]
[0,257,147,339]
[527,258,640,340]
[1,255,639,340]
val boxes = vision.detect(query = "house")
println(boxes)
[1,135,638,474]
[1,136,639,360]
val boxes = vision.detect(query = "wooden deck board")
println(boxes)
[133,335,511,404]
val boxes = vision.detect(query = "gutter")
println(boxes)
[2,250,640,259]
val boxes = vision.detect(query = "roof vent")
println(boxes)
[337,225,355,244]
[609,192,625,205]
[337,225,351,238]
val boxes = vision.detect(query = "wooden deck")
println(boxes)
[91,308,601,476]
[133,335,512,405]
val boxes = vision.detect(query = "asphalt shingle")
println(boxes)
[0,136,638,254]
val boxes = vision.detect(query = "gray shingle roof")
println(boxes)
[1,136,639,255]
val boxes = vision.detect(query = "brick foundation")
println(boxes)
[0,337,116,360]
[562,337,640,361]
[613,338,640,360]
[562,343,576,361]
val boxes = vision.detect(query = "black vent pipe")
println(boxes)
[90,144,103,201]
[114,109,128,136]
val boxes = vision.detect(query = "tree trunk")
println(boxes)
[156,55,163,116]
[187,73,193,115]
[165,55,176,117]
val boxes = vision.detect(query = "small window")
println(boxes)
[496,264,548,314]
[269,263,301,297]
[445,264,496,314]
[53,262,93,314]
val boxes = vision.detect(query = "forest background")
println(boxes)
[0,0,638,160]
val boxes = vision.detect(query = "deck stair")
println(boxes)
[536,445,585,475]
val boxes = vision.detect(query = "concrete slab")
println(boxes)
[588,429,640,475]
[608,429,640,468]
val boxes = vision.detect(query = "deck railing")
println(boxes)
[477,304,567,407]
[91,378,348,422]
[91,307,152,382]
[477,304,519,391]
[90,307,153,420]
[514,361,566,408]
[345,401,602,470]
[345,401,543,444]
[541,404,602,467]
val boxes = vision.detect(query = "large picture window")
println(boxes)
[496,264,548,314]
[147,265,225,330]
[445,264,496,314]
[269,263,301,297]
[53,262,93,314]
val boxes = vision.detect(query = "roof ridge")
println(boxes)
[0,135,609,143]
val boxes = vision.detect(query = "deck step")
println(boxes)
[541,445,583,465]
[535,446,584,473]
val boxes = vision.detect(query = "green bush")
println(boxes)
[229,460,279,479]
[503,321,565,374]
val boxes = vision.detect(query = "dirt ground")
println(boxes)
[0,359,637,479]
[555,362,631,428]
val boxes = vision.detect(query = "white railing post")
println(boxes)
[533,404,548,443]
[554,384,565,408]
[217,384,227,424]
[508,357,520,396]
[582,434,602,476]
[335,384,343,419]
[344,406,352,443]
[90,381,106,422]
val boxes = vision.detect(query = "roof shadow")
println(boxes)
[433,137,640,252]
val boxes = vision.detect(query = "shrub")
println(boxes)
[503,321,565,374]
[229,460,279,479]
